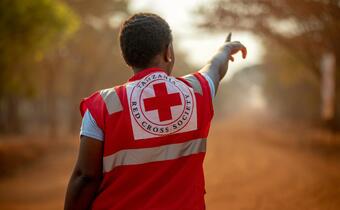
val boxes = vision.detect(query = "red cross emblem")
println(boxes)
[143,82,182,122]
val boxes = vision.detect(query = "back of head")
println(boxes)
[119,13,172,69]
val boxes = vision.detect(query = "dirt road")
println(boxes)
[0,117,339,210]
[205,118,340,210]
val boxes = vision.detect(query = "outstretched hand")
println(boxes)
[224,32,247,62]
[199,32,248,92]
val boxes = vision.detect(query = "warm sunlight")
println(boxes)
[129,0,264,77]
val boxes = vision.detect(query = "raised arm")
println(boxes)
[199,33,247,95]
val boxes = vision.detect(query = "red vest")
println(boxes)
[80,68,214,210]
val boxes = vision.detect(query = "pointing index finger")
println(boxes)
[226,32,232,42]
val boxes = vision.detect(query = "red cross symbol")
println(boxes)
[143,82,182,122]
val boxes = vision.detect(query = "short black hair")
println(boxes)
[119,13,172,69]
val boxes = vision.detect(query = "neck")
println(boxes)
[132,64,169,75]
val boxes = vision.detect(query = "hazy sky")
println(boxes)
[128,0,264,78]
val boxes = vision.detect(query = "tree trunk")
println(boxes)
[320,52,337,131]
[335,64,340,131]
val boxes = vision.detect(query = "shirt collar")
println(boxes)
[128,68,168,82]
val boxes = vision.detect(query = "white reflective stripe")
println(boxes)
[100,88,123,114]
[103,138,206,172]
[201,72,216,99]
[182,75,203,95]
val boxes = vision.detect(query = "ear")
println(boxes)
[165,43,172,63]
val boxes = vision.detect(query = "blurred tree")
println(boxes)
[199,0,340,129]
[41,0,132,134]
[0,0,195,135]
[261,41,320,120]
[0,0,78,132]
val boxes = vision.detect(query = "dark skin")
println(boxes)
[64,136,103,210]
[132,42,176,74]
[64,34,246,210]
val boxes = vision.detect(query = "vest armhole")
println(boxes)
[80,92,106,131]
[180,74,203,95]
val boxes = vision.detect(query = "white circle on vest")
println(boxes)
[129,72,194,136]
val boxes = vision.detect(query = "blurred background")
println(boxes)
[0,0,339,209]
